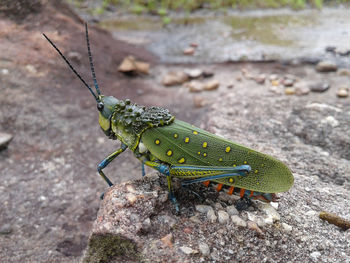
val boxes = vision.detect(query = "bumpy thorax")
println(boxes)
[110,99,174,150]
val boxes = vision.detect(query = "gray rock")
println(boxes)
[315,61,337,72]
[217,210,229,224]
[185,68,203,79]
[226,205,239,216]
[0,132,13,150]
[198,242,210,256]
[231,215,247,227]
[309,82,330,92]
[162,71,189,86]
[207,209,217,223]
[336,86,349,98]
[0,224,12,235]
[180,246,198,255]
[196,205,213,214]
[282,222,293,232]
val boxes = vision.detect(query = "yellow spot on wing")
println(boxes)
[178,157,185,164]
[229,178,234,183]
[173,133,179,138]
[184,137,190,143]
[254,169,258,174]
[202,142,208,148]
[155,139,160,145]
[203,153,207,157]
[197,151,201,155]
[167,150,173,156]
[244,161,247,164]
[219,158,223,162]
[193,131,198,135]
[225,146,231,153]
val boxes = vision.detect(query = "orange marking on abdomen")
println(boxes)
[240,188,246,198]
[203,181,210,187]
[249,191,254,198]
[216,183,223,192]
[228,186,234,195]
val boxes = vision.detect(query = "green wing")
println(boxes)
[141,119,293,193]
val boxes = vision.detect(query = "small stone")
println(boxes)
[214,202,223,210]
[0,132,13,150]
[247,221,263,235]
[336,87,349,98]
[196,205,214,214]
[269,86,283,94]
[321,116,339,127]
[158,215,177,228]
[310,82,330,93]
[190,216,201,224]
[295,85,310,96]
[203,80,219,91]
[25,64,37,74]
[259,203,280,221]
[282,222,293,232]
[141,218,152,232]
[118,56,137,72]
[198,242,210,256]
[283,78,294,87]
[285,87,296,95]
[231,215,247,227]
[226,205,239,215]
[183,227,192,234]
[227,83,234,89]
[193,96,207,108]
[271,80,279,86]
[217,210,229,224]
[310,251,321,260]
[338,68,350,76]
[264,217,274,225]
[180,246,198,255]
[202,70,214,78]
[134,61,150,74]
[269,74,278,81]
[185,81,203,92]
[67,51,82,64]
[336,47,350,56]
[316,61,337,72]
[190,42,198,48]
[185,68,202,79]
[0,224,12,235]
[254,74,266,84]
[183,47,195,55]
[126,193,137,204]
[161,233,173,248]
[162,71,188,86]
[1,68,9,75]
[207,209,217,222]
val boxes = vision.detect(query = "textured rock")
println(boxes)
[162,71,189,86]
[315,61,337,72]
[0,132,13,150]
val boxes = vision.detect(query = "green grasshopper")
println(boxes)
[43,24,293,211]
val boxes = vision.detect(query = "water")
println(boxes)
[100,8,350,66]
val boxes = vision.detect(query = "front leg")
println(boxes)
[97,143,128,187]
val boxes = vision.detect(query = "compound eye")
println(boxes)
[97,102,104,111]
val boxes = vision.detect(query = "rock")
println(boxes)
[203,80,219,91]
[295,85,310,96]
[231,215,247,227]
[1,68,9,75]
[321,116,339,127]
[67,51,82,64]
[207,209,217,222]
[185,81,203,92]
[0,132,13,150]
[118,56,150,74]
[247,221,263,236]
[202,70,214,78]
[283,78,294,87]
[161,233,173,248]
[285,87,296,95]
[190,43,198,48]
[269,85,283,94]
[309,82,330,93]
[226,205,239,216]
[310,251,321,261]
[195,205,213,214]
[185,68,202,79]
[315,61,337,72]
[338,68,350,76]
[162,71,188,86]
[183,47,195,55]
[336,86,349,98]
[336,47,350,56]
[25,64,37,74]
[269,74,278,81]
[271,80,279,86]
[180,246,198,255]
[254,74,266,85]
[259,203,280,222]
[0,224,12,235]
[198,242,210,256]
[217,210,229,224]
[193,96,207,108]
[282,222,293,232]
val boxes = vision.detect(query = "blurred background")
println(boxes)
[0,1,349,262]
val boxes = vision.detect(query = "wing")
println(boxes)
[141,119,293,193]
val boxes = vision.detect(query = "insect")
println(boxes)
[43,24,294,211]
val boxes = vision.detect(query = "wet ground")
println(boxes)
[0,2,349,263]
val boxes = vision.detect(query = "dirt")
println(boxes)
[0,2,349,263]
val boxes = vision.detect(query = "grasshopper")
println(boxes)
[43,24,293,211]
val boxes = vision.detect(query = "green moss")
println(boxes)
[83,233,140,263]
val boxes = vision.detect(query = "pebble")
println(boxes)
[295,85,310,96]
[25,64,37,74]
[180,246,198,255]
[134,61,150,74]
[309,82,330,93]
[226,205,239,216]
[315,61,337,72]
[202,70,214,78]
[185,68,202,79]
[259,203,280,221]
[282,222,293,232]
[321,116,339,127]
[336,86,349,98]
[207,209,217,222]
[161,233,173,248]
[285,87,296,95]
[1,68,9,75]
[231,215,247,227]
[67,51,82,64]
[247,221,263,235]
[189,215,201,224]
[183,47,195,55]
[254,74,266,84]
[271,80,280,86]
[158,215,177,228]
[338,68,350,76]
[118,56,137,72]
[141,218,152,232]
[269,74,278,81]
[185,81,203,92]
[217,210,229,224]
[162,71,188,86]
[0,132,13,150]
[198,242,210,256]
[0,224,12,235]
[193,96,207,108]
[283,78,294,87]
[203,79,220,91]
[190,42,198,48]
[310,251,321,260]
[196,205,214,214]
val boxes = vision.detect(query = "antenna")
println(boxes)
[42,33,99,102]
[85,23,101,95]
